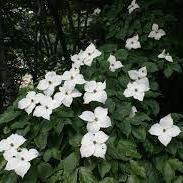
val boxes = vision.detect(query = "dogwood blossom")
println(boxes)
[129,106,137,118]
[125,35,141,50]
[33,94,59,120]
[108,55,123,72]
[4,148,39,178]
[128,67,147,80]
[83,80,107,104]
[62,68,85,87]
[18,91,40,115]
[80,131,109,158]
[20,74,33,88]
[79,107,111,132]
[93,8,101,16]
[128,0,140,14]
[136,78,150,92]
[149,114,181,146]
[158,49,173,62]
[37,71,62,96]
[123,81,147,101]
[148,24,166,40]
[82,43,102,66]
[71,50,85,67]
[54,83,82,107]
[0,134,26,152]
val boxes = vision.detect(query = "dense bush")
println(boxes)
[1,0,183,183]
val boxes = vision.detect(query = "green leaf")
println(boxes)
[163,162,175,183]
[0,171,17,183]
[34,132,48,150]
[79,167,98,183]
[145,62,158,73]
[64,169,78,183]
[173,176,183,183]
[132,126,146,141]
[113,102,132,121]
[127,175,141,183]
[69,134,82,148]
[55,107,74,118]
[43,148,61,162]
[37,162,53,180]
[116,139,140,159]
[99,44,117,52]
[164,66,173,78]
[0,107,21,125]
[100,177,118,183]
[105,98,115,113]
[98,161,111,179]
[115,49,128,61]
[63,152,79,175]
[118,120,131,137]
[129,160,146,178]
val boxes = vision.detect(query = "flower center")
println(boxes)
[31,99,34,103]
[88,52,91,56]
[93,89,97,93]
[45,106,49,109]
[93,140,97,144]
[111,63,114,66]
[17,149,22,152]
[21,157,25,161]
[48,81,52,85]
[10,143,14,147]
[134,88,138,92]
[70,76,74,80]
[95,117,98,121]
[163,129,166,132]
[12,155,16,158]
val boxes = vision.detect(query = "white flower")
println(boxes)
[93,8,101,15]
[54,83,82,107]
[128,66,147,80]
[37,71,62,96]
[136,78,150,92]
[148,24,166,40]
[129,106,137,118]
[18,91,40,115]
[33,94,59,120]
[4,148,39,178]
[123,81,147,101]
[128,0,140,14]
[83,80,107,104]
[71,50,85,67]
[79,107,111,132]
[125,35,141,50]
[149,114,181,146]
[20,74,33,88]
[0,134,26,152]
[108,55,123,72]
[158,49,173,62]
[62,68,85,87]
[82,43,102,66]
[80,131,109,158]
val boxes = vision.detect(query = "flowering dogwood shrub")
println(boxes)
[0,1,183,183]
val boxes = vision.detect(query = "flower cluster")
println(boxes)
[124,66,150,101]
[18,44,103,121]
[0,134,38,178]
